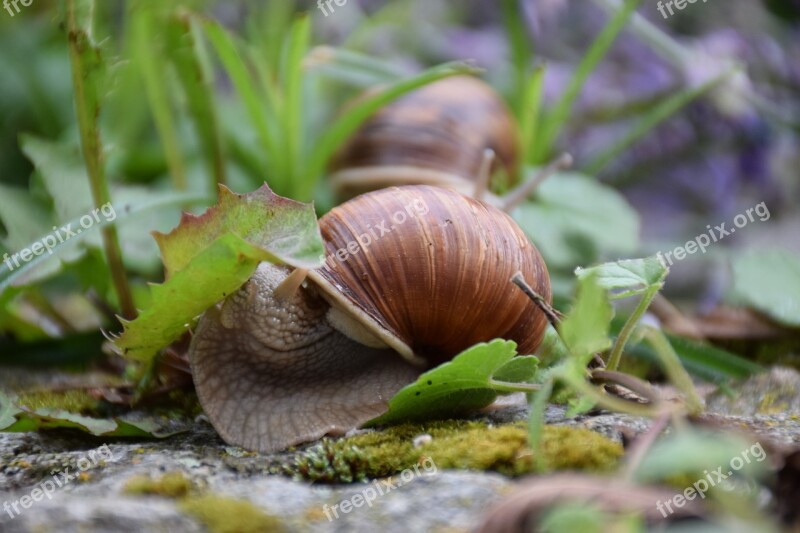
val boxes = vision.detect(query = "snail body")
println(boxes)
[329,76,521,202]
[190,185,551,453]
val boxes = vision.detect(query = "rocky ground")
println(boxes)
[1,368,799,533]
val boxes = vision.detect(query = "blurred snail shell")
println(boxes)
[329,75,521,201]
[189,185,551,453]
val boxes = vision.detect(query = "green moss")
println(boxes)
[121,472,283,532]
[282,421,623,482]
[180,495,284,533]
[16,390,100,415]
[123,471,196,498]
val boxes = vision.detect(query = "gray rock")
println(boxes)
[2,368,800,531]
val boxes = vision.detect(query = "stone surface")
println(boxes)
[1,369,800,532]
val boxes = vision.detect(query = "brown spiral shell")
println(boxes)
[306,185,550,365]
[328,76,521,200]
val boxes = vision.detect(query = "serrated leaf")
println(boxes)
[730,249,800,327]
[513,172,640,269]
[154,183,324,277]
[575,256,667,299]
[115,184,324,364]
[368,340,519,425]
[115,233,266,363]
[559,272,613,366]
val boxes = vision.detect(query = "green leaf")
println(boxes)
[730,249,800,327]
[0,392,22,430]
[0,191,211,295]
[155,184,323,277]
[575,256,667,300]
[114,184,324,364]
[1,398,188,438]
[633,429,768,483]
[493,355,539,383]
[559,272,613,366]
[6,409,118,434]
[513,172,640,269]
[20,135,94,222]
[579,257,668,372]
[368,340,520,425]
[115,234,264,363]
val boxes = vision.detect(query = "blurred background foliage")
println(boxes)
[0,0,798,370]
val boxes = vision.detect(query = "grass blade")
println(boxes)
[501,0,534,114]
[534,0,642,163]
[280,15,311,196]
[131,7,188,192]
[584,69,733,175]
[520,64,546,166]
[202,17,284,190]
[167,10,227,193]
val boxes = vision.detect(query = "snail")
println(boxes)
[329,75,520,201]
[189,185,551,453]
[329,74,573,211]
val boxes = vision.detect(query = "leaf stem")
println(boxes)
[643,326,704,414]
[606,282,661,371]
[487,379,541,393]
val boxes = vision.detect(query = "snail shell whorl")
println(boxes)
[329,76,520,200]
[309,185,551,365]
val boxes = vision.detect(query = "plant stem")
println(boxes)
[66,0,136,320]
[606,283,661,371]
[560,371,659,417]
[591,369,660,404]
[528,376,554,472]
[644,326,704,414]
[487,379,541,393]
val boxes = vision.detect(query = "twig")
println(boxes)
[511,272,563,329]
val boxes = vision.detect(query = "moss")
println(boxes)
[180,495,284,533]
[282,421,623,483]
[123,471,196,498]
[16,390,100,415]
[121,472,283,532]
